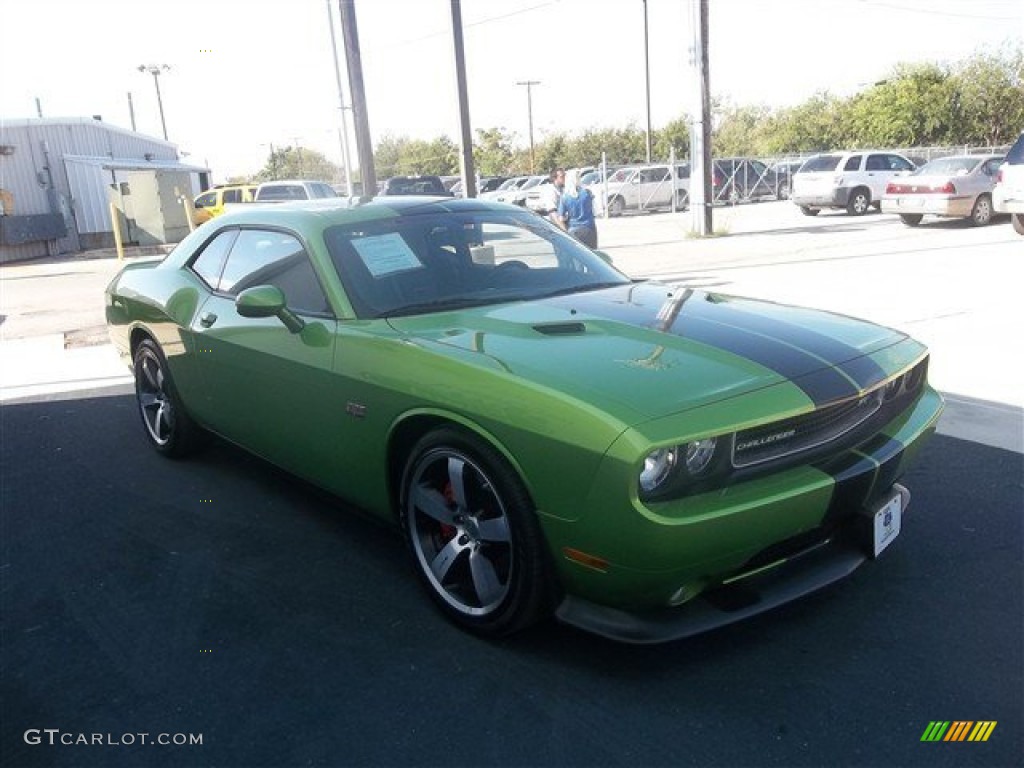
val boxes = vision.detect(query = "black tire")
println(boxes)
[675,190,689,210]
[1013,213,1024,236]
[607,196,625,217]
[799,205,819,217]
[846,188,871,216]
[969,194,993,227]
[899,214,924,227]
[399,427,554,637]
[777,182,790,201]
[132,338,204,457]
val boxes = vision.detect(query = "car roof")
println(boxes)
[217,195,508,229]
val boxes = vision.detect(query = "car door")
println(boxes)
[865,153,910,200]
[639,166,672,208]
[190,226,344,477]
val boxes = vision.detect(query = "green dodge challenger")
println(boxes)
[106,197,943,643]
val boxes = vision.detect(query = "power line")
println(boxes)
[859,0,1022,21]
[383,0,562,49]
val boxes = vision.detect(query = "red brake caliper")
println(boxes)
[438,481,457,542]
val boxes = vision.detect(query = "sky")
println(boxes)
[1,0,1021,182]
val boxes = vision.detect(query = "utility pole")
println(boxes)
[138,64,171,140]
[127,92,137,132]
[340,0,377,197]
[450,0,477,197]
[689,0,712,235]
[643,0,652,163]
[326,0,354,195]
[516,80,540,174]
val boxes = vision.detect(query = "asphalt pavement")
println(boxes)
[1,389,1021,767]
[1,203,1022,767]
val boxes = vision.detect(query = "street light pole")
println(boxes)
[516,80,540,174]
[138,64,170,140]
[643,0,652,163]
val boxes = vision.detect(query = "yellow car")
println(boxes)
[192,184,257,225]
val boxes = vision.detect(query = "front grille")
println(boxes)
[732,388,884,468]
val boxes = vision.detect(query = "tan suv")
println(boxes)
[993,131,1024,235]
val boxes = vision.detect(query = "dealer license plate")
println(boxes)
[871,491,902,557]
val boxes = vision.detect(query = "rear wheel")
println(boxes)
[675,190,689,210]
[132,338,204,457]
[776,182,790,201]
[846,188,871,216]
[799,205,819,217]
[969,194,993,227]
[899,214,924,227]
[400,427,554,637]
[1013,213,1024,236]
[607,196,625,217]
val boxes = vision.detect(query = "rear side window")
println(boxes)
[223,189,241,204]
[844,155,863,171]
[257,185,307,201]
[1006,133,1024,164]
[801,155,842,172]
[191,229,239,288]
[194,191,216,208]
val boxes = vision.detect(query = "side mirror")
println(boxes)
[236,285,305,333]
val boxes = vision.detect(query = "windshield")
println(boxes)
[800,155,842,173]
[914,157,981,176]
[325,209,629,318]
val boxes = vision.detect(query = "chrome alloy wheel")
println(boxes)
[406,451,513,617]
[135,345,174,446]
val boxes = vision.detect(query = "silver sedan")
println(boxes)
[881,154,1005,227]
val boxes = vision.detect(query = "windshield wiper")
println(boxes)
[385,296,500,318]
[533,281,627,300]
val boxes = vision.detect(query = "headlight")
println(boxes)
[639,437,722,498]
[685,438,717,474]
[640,448,677,493]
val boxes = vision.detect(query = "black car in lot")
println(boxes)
[712,158,787,203]
[380,175,453,196]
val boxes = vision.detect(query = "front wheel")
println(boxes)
[1013,213,1024,236]
[776,182,790,201]
[132,338,204,457]
[607,196,625,217]
[400,427,554,637]
[969,194,993,227]
[899,214,923,227]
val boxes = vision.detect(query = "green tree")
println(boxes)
[843,63,956,147]
[255,145,339,182]
[951,46,1024,146]
[473,127,517,175]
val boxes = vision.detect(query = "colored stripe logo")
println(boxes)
[921,721,997,742]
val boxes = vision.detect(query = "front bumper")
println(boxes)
[542,386,943,640]
[555,499,896,644]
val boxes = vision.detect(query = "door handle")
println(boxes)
[199,312,218,328]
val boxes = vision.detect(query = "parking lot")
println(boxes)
[1,201,1022,767]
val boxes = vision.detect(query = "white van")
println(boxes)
[600,164,690,216]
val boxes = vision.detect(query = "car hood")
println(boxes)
[387,282,908,423]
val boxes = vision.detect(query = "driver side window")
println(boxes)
[218,229,330,315]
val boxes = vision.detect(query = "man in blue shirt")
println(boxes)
[556,170,598,248]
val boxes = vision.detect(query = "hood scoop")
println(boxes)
[532,321,587,336]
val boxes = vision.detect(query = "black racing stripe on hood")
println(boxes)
[543,287,870,406]
[681,316,860,405]
[685,295,889,391]
[820,435,906,523]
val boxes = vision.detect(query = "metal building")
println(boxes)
[0,117,209,263]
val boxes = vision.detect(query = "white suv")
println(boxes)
[254,179,339,202]
[993,131,1024,236]
[792,150,915,216]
